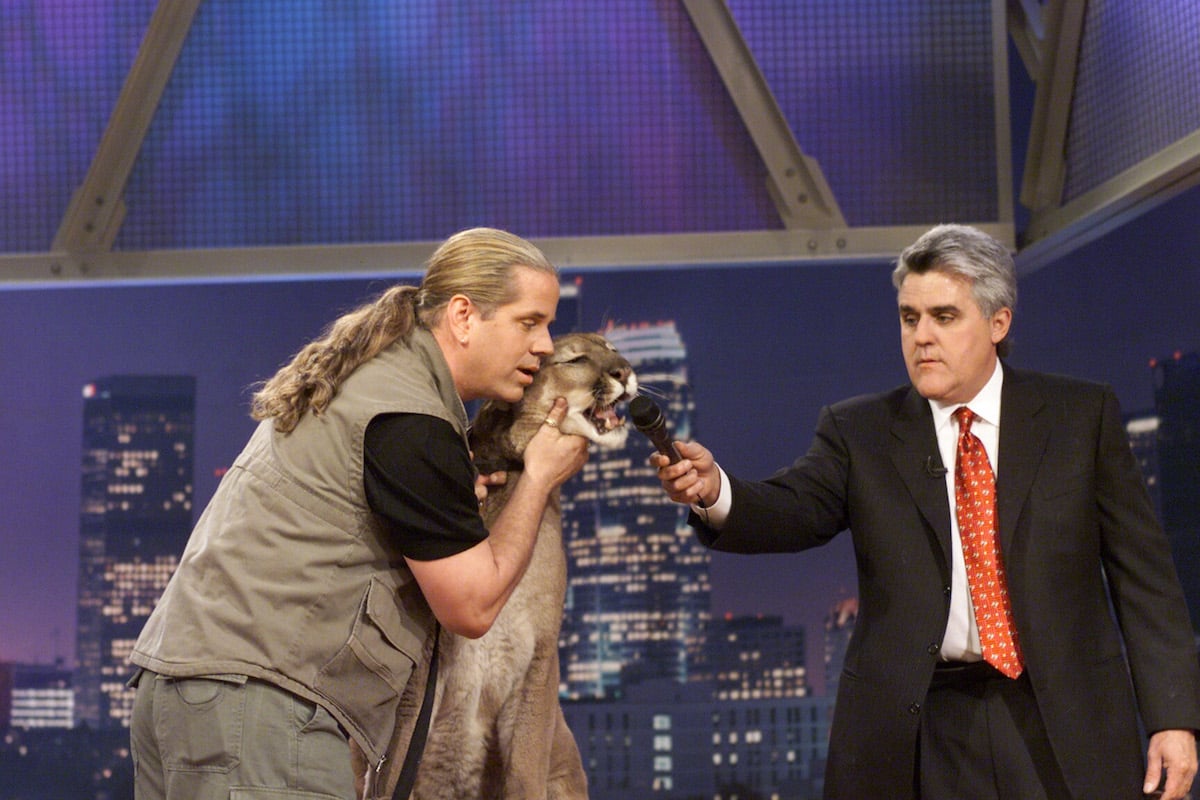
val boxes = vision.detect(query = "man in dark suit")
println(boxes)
[654,224,1200,799]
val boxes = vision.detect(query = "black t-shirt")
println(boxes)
[363,413,489,561]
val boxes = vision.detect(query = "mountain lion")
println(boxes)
[360,332,637,799]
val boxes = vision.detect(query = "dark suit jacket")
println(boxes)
[694,365,1200,799]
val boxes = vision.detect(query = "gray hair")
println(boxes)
[892,224,1017,356]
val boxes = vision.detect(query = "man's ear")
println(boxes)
[989,306,1012,345]
[445,294,474,343]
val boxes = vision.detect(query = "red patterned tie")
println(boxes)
[954,407,1023,678]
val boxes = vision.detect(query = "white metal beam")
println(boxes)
[991,0,1017,225]
[681,0,845,229]
[1017,127,1200,274]
[1018,0,1087,214]
[1006,0,1046,78]
[52,0,202,252]
[1,223,1015,288]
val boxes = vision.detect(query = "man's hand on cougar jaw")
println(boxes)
[522,397,589,491]
[652,440,720,508]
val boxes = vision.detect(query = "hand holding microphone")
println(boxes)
[631,396,716,507]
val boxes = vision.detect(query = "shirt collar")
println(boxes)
[928,359,1004,431]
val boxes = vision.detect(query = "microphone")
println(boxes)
[925,456,948,478]
[629,396,682,464]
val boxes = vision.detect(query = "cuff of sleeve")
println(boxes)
[692,464,731,527]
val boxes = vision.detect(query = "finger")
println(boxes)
[1144,764,1163,797]
[651,453,676,472]
[543,397,567,427]
[673,443,702,466]
[664,459,695,481]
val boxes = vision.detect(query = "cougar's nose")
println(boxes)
[610,365,632,383]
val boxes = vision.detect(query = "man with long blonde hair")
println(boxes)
[128,228,589,800]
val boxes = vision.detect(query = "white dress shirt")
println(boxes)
[931,360,1003,661]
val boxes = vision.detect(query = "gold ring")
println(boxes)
[544,417,558,427]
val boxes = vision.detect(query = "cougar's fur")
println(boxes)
[365,332,637,799]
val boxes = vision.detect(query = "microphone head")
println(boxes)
[629,395,664,431]
[630,395,681,464]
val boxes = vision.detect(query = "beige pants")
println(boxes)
[130,670,356,800]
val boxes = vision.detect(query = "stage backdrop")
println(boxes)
[2,184,1199,687]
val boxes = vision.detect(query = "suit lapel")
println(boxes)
[997,365,1050,556]
[889,388,953,575]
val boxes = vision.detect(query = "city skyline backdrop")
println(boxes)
[2,184,1199,695]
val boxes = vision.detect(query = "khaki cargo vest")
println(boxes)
[131,327,468,766]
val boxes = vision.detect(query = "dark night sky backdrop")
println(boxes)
[2,185,1199,693]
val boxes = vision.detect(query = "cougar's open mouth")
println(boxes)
[584,387,632,436]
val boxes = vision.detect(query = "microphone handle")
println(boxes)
[643,420,706,507]
[647,427,683,464]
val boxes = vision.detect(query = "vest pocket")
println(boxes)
[313,578,425,757]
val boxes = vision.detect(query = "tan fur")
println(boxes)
[362,333,636,800]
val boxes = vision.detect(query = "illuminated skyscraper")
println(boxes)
[8,662,73,730]
[703,614,809,701]
[561,677,836,799]
[74,376,194,729]
[559,321,711,699]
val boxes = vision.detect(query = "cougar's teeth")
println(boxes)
[590,404,623,432]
